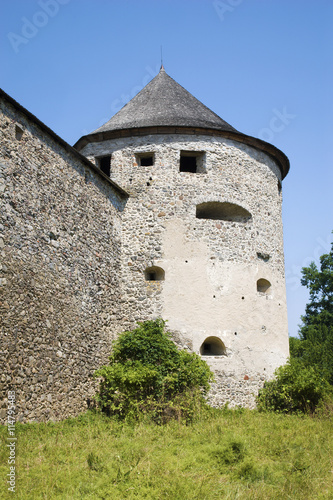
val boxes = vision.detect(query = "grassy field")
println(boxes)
[1,408,333,499]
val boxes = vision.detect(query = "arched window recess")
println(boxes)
[257,278,271,295]
[196,202,252,222]
[145,266,165,281]
[200,337,226,356]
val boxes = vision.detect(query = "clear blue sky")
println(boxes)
[2,0,333,337]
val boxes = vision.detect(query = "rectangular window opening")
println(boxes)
[140,156,154,167]
[97,155,111,177]
[180,156,197,172]
[136,153,154,167]
[180,151,205,173]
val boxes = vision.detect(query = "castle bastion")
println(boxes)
[76,67,290,409]
[0,67,290,422]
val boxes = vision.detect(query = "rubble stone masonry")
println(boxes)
[0,89,289,422]
[0,96,126,422]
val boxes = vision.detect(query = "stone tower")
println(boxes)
[75,67,290,406]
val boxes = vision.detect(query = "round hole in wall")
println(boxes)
[242,296,244,300]
[149,177,153,180]
[185,260,188,263]
[145,266,165,281]
[213,295,216,298]
[234,332,237,336]
[147,182,150,186]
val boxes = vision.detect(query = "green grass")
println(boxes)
[1,408,333,499]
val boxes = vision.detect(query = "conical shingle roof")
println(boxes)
[93,67,237,134]
[74,67,290,179]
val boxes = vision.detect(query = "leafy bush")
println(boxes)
[260,239,333,415]
[291,325,333,385]
[256,358,332,414]
[289,336,306,358]
[95,319,214,422]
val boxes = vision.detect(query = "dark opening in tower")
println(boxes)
[136,153,155,167]
[196,202,252,222]
[257,278,271,294]
[179,151,205,173]
[145,266,165,281]
[200,337,226,356]
[97,155,111,177]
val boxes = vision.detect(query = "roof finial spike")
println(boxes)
[160,45,164,71]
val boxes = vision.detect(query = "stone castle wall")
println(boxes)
[0,89,289,420]
[0,97,127,423]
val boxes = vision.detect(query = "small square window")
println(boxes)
[136,153,154,167]
[180,151,205,173]
[97,155,111,177]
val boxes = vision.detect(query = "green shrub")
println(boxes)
[289,336,306,358]
[95,319,214,422]
[312,395,333,418]
[296,239,333,385]
[291,325,333,385]
[256,358,332,414]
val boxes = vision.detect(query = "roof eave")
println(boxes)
[74,126,290,179]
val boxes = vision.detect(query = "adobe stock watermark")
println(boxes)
[111,64,161,116]
[7,0,71,54]
[258,107,296,143]
[7,391,16,493]
[80,64,160,136]
[213,0,244,22]
[286,233,332,291]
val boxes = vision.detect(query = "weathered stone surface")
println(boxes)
[0,97,126,423]
[81,133,289,406]
[0,78,289,421]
